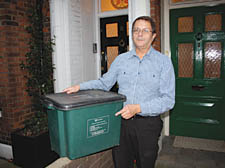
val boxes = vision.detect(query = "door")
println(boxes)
[100,15,129,92]
[170,5,225,140]
[100,15,128,88]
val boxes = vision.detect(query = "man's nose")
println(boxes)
[138,30,143,36]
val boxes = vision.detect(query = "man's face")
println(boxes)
[132,20,156,50]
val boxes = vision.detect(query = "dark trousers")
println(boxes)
[112,115,163,168]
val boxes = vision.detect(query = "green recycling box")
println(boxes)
[43,90,126,160]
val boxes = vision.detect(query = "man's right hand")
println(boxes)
[63,85,80,94]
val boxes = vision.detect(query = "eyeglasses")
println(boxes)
[132,28,152,34]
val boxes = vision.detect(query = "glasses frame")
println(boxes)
[132,28,153,34]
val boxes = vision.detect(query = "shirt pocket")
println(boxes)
[143,72,160,92]
[117,70,134,90]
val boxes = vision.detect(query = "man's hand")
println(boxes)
[115,104,141,119]
[63,85,80,94]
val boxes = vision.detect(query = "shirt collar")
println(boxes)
[128,46,154,60]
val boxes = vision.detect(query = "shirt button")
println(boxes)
[138,72,140,75]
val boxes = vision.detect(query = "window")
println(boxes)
[101,0,128,12]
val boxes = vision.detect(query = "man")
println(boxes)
[64,16,175,168]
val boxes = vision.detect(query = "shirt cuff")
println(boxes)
[79,83,87,90]
[139,102,149,116]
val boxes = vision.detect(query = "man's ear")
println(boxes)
[152,33,157,41]
[151,33,157,44]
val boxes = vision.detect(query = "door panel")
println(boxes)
[106,46,119,69]
[170,5,225,140]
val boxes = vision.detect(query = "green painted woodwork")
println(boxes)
[170,5,225,140]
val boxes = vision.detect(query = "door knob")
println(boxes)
[119,39,125,47]
[195,32,203,41]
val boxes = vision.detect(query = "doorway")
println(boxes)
[100,15,129,92]
[100,15,129,74]
[170,5,225,140]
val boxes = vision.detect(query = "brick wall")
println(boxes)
[151,0,161,51]
[0,0,50,145]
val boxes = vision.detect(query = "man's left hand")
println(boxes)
[115,104,141,119]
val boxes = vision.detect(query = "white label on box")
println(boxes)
[87,115,109,138]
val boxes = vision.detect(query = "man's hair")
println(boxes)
[132,16,156,34]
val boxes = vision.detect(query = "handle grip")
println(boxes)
[192,85,205,91]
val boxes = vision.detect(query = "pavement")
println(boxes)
[0,158,20,168]
[155,136,225,168]
[0,135,225,168]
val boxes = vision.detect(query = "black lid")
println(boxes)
[42,90,126,111]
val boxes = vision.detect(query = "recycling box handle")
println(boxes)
[41,97,55,110]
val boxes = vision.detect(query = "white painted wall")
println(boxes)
[80,0,96,82]
[68,0,83,86]
[50,0,71,92]
[50,0,96,92]
[161,0,171,137]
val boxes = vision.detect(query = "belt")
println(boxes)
[130,115,160,120]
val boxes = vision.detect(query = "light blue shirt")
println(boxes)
[80,47,175,116]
